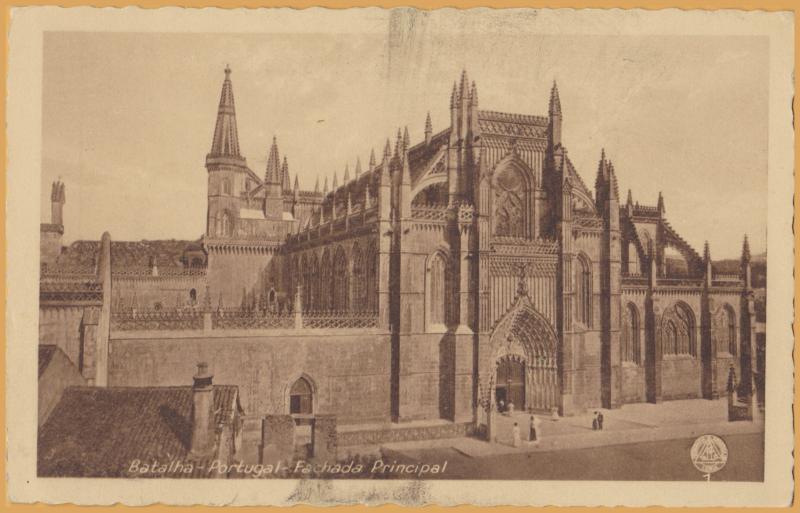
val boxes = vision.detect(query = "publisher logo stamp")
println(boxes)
[690,434,729,475]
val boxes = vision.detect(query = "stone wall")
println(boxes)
[39,306,85,366]
[108,330,392,425]
[112,274,207,311]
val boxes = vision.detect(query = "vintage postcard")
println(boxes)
[5,5,795,507]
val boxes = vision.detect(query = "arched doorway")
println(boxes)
[496,355,526,411]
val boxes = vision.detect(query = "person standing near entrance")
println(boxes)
[597,411,604,430]
[528,414,540,446]
[512,422,522,448]
[592,411,599,430]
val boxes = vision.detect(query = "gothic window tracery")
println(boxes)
[332,246,349,311]
[289,377,313,415]
[622,303,641,364]
[365,241,378,314]
[660,302,696,357]
[494,165,529,238]
[575,254,592,327]
[712,304,737,355]
[427,251,450,327]
[319,249,332,311]
[352,244,366,311]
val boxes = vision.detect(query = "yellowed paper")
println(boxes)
[6,5,794,506]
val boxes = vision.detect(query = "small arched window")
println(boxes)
[575,255,592,327]
[153,302,163,311]
[622,303,641,364]
[289,377,313,415]
[189,288,197,304]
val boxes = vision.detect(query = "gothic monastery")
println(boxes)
[40,66,759,442]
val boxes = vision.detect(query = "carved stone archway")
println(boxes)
[478,290,559,439]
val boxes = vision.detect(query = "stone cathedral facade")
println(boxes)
[40,67,759,437]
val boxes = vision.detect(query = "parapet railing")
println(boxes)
[111,309,204,331]
[110,307,381,331]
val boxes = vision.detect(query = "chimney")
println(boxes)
[189,362,215,458]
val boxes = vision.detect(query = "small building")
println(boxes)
[37,363,243,477]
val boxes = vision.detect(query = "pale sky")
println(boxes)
[42,17,768,259]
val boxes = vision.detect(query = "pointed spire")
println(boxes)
[314,175,320,193]
[471,80,478,106]
[332,171,338,189]
[703,241,711,263]
[549,80,562,116]
[741,234,751,264]
[323,176,329,194]
[265,136,281,183]
[450,81,458,108]
[595,148,609,192]
[209,65,242,158]
[425,112,433,144]
[282,156,290,190]
[401,149,411,185]
[657,191,665,214]
[343,163,350,183]
[346,191,352,215]
[626,189,633,207]
[403,126,410,150]
[355,157,362,177]
[608,162,619,201]
[383,138,392,161]
[369,148,376,169]
[293,173,299,193]
[394,128,403,157]
[459,69,469,98]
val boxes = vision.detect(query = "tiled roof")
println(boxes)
[38,345,57,379]
[54,239,204,272]
[38,385,240,477]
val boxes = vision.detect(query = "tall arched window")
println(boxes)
[627,242,641,275]
[219,211,233,237]
[365,241,378,313]
[494,165,529,238]
[575,255,592,327]
[289,377,313,415]
[428,252,448,327]
[352,244,366,311]
[713,305,737,355]
[319,250,332,311]
[661,302,696,357]
[622,303,641,364]
[222,178,232,196]
[332,246,349,311]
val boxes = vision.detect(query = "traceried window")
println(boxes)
[319,249,332,311]
[428,252,449,327]
[494,166,528,238]
[661,302,696,357]
[289,377,313,415]
[364,242,378,314]
[575,255,592,327]
[222,178,232,196]
[627,242,641,275]
[352,245,366,311]
[332,246,349,311]
[713,305,737,355]
[621,303,641,364]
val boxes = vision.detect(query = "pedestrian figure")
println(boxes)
[512,422,521,448]
[592,411,599,430]
[528,414,540,446]
[507,400,515,415]
[498,399,505,413]
[597,411,604,430]
[551,406,559,421]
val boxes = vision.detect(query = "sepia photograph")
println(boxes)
[6,5,794,507]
